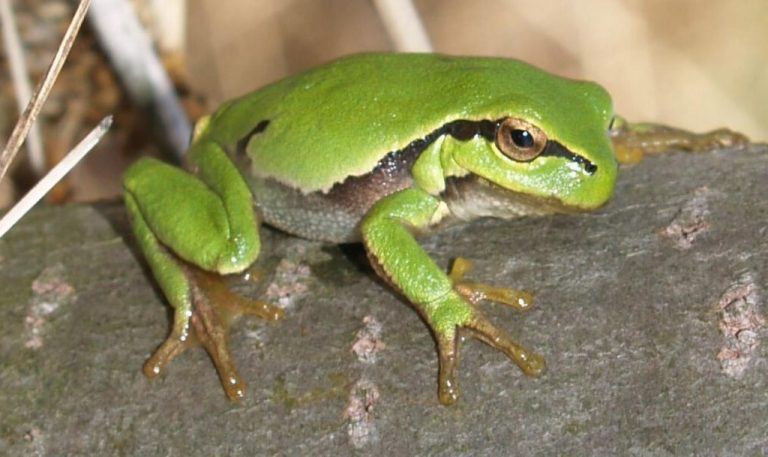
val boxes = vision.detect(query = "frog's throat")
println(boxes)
[441,174,586,221]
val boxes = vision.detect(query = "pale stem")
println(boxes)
[0,0,46,175]
[372,0,433,52]
[0,116,113,239]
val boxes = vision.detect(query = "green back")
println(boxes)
[203,53,613,193]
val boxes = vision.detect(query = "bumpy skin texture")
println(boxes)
[125,53,625,405]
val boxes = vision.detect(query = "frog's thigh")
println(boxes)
[124,157,259,274]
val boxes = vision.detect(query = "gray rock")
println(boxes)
[1,146,766,456]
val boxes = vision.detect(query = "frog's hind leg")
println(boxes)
[186,268,283,400]
[124,148,282,400]
[610,116,749,164]
[125,190,196,380]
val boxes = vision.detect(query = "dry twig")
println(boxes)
[0,0,93,184]
[0,0,46,175]
[0,116,113,238]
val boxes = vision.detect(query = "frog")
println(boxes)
[123,52,747,405]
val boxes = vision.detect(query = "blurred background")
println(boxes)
[1,0,766,208]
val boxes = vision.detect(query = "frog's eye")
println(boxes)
[495,118,547,162]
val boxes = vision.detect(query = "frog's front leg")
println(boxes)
[610,116,749,164]
[361,188,545,405]
[124,142,283,400]
[449,257,534,311]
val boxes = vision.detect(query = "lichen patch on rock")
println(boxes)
[716,272,765,378]
[25,264,75,349]
[344,379,380,449]
[660,186,712,250]
[264,258,310,309]
[351,315,385,364]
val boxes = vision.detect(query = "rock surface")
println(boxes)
[1,146,767,456]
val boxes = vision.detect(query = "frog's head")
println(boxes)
[446,77,617,214]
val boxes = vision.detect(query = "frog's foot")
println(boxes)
[431,258,543,405]
[435,309,545,405]
[192,268,284,321]
[143,322,194,380]
[449,257,534,311]
[611,121,749,164]
[144,267,283,400]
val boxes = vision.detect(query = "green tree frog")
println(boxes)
[124,53,747,405]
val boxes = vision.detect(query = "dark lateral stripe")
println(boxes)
[390,118,597,175]
[236,117,597,175]
[541,140,597,174]
[236,120,270,155]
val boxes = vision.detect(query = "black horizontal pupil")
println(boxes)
[510,129,534,148]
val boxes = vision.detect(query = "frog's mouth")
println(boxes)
[441,174,589,221]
